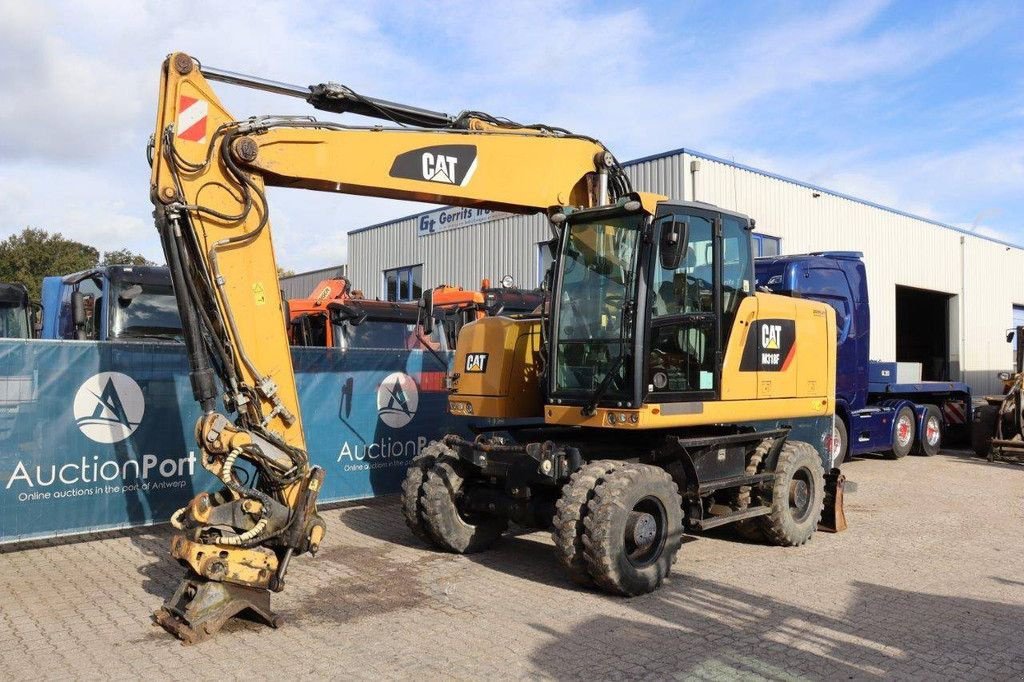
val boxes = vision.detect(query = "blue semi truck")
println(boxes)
[40,265,182,342]
[755,252,971,462]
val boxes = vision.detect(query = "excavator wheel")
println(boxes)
[758,441,824,547]
[972,404,997,458]
[552,460,624,586]
[420,453,507,554]
[581,463,683,596]
[400,441,448,545]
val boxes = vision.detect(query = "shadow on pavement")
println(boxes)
[527,576,1024,678]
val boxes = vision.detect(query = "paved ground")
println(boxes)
[1,449,1022,680]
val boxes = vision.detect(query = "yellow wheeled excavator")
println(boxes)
[149,52,638,642]
[149,52,843,642]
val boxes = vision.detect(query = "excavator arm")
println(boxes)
[149,52,628,642]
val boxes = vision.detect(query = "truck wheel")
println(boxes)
[972,404,998,458]
[759,441,824,547]
[552,460,623,586]
[886,406,916,459]
[582,464,683,596]
[830,418,849,465]
[421,453,507,554]
[912,405,942,456]
[400,441,447,545]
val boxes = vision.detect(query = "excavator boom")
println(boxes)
[148,52,627,642]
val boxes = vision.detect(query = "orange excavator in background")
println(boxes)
[427,278,546,349]
[287,278,445,351]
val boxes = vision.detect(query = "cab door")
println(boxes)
[644,208,753,404]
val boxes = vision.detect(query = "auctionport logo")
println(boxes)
[73,372,145,444]
[376,372,418,428]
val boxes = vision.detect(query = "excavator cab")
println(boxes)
[548,200,752,412]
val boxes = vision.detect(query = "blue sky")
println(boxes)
[0,0,1021,270]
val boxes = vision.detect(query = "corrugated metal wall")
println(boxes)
[349,212,552,295]
[349,149,1024,396]
[280,265,348,300]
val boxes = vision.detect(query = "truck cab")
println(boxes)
[0,283,32,339]
[40,265,183,342]
[756,252,970,460]
[289,279,446,351]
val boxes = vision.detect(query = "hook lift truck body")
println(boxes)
[148,52,844,643]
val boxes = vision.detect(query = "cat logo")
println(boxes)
[421,153,459,183]
[739,319,796,373]
[761,323,782,350]
[465,353,489,373]
[390,145,478,186]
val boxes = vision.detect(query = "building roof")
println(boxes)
[347,147,1022,251]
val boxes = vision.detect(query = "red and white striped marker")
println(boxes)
[176,95,208,143]
[942,400,966,424]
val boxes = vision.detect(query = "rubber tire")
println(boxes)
[886,406,916,459]
[912,405,942,456]
[581,464,684,596]
[421,453,507,554]
[831,417,849,465]
[400,441,447,545]
[972,404,997,458]
[759,441,825,547]
[552,460,624,586]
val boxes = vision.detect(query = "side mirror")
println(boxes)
[659,218,689,270]
[1008,330,1016,343]
[71,291,89,340]
[419,290,434,335]
[72,291,87,326]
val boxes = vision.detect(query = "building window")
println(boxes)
[383,265,422,302]
[752,233,781,257]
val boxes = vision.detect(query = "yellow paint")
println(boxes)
[171,536,277,589]
[253,282,267,306]
[448,317,543,418]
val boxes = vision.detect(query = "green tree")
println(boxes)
[101,249,155,266]
[277,266,296,278]
[0,228,99,301]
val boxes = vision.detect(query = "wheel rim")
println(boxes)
[788,467,814,523]
[896,414,913,447]
[828,424,843,461]
[926,417,940,446]
[624,496,668,568]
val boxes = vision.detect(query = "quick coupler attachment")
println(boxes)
[153,576,280,645]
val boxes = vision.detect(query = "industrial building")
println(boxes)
[345,147,1024,396]
[279,264,348,300]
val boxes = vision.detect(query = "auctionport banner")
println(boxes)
[0,340,458,543]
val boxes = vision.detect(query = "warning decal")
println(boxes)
[177,95,208,143]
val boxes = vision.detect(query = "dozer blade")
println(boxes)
[818,468,848,533]
[153,576,280,645]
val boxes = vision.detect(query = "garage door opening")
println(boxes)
[896,285,954,381]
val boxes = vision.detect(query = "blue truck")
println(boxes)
[755,252,971,462]
[40,265,182,342]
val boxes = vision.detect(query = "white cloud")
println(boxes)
[0,0,1019,273]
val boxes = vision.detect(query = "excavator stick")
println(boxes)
[153,579,280,645]
[818,468,848,533]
